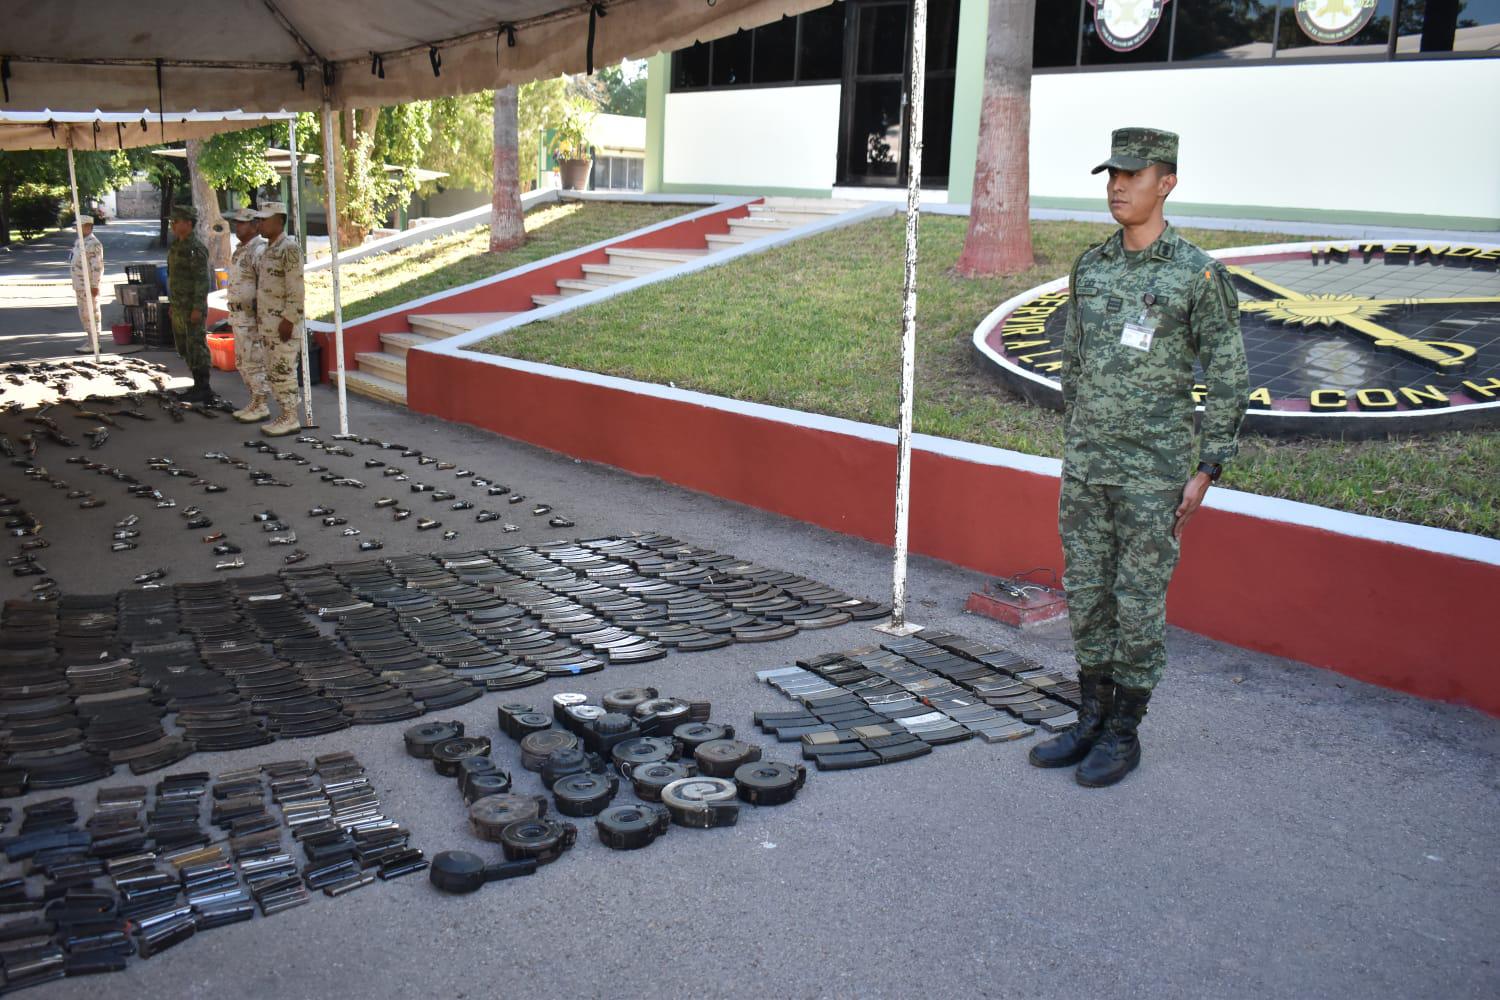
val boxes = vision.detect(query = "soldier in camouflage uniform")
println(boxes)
[68,215,104,342]
[1028,127,1250,787]
[167,204,214,402]
[224,207,269,423]
[253,201,304,437]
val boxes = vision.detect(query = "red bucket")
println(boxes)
[111,323,133,346]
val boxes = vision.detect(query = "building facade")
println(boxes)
[643,0,1500,229]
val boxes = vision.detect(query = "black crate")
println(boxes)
[125,264,159,287]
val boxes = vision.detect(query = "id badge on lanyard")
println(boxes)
[1120,291,1157,352]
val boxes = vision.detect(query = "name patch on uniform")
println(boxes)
[1120,319,1156,351]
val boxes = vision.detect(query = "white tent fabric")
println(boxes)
[0,0,830,112]
[0,110,295,152]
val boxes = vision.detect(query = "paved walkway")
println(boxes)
[0,275,1496,998]
[0,219,165,362]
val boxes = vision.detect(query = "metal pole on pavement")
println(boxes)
[320,99,350,436]
[878,0,928,637]
[65,132,101,362]
[289,116,313,425]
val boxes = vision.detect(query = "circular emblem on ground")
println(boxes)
[1295,0,1378,44]
[972,240,1500,436]
[1089,0,1172,52]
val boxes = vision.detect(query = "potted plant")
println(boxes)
[550,100,597,191]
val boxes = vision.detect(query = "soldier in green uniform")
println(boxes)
[1028,127,1250,787]
[167,204,214,402]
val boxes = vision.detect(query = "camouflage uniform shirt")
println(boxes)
[1060,224,1250,490]
[68,234,104,289]
[226,234,265,327]
[254,232,304,332]
[167,232,211,315]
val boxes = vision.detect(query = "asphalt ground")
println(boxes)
[0,254,1496,998]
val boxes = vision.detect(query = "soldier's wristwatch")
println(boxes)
[1196,461,1223,482]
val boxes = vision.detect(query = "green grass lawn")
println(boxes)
[305,201,685,322]
[478,215,1500,538]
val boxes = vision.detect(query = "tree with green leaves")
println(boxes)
[0,148,131,245]
[196,126,279,201]
[595,61,647,117]
[298,104,431,246]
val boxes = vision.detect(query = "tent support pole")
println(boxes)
[64,134,100,363]
[877,0,928,638]
[289,116,313,425]
[320,100,349,435]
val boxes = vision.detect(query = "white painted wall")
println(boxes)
[663,85,841,190]
[658,59,1500,221]
[1030,59,1500,220]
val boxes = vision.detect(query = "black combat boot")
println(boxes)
[179,371,214,404]
[1075,686,1150,788]
[1028,672,1113,768]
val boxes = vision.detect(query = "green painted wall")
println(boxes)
[946,0,989,206]
[644,52,668,193]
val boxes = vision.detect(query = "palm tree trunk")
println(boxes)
[185,139,231,271]
[490,86,526,253]
[955,0,1035,277]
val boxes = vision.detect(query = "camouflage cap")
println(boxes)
[169,204,198,223]
[252,200,289,219]
[224,207,258,223]
[1091,126,1179,175]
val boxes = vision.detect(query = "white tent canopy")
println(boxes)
[0,0,828,113]
[0,110,295,152]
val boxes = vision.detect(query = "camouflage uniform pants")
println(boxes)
[259,319,303,402]
[231,320,270,398]
[1059,474,1182,693]
[170,306,210,378]
[72,284,100,339]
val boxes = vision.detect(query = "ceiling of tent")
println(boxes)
[0,0,830,113]
[0,111,297,152]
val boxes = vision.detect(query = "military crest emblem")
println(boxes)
[1295,0,1379,44]
[1089,0,1172,52]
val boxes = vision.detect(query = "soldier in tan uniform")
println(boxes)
[252,201,304,437]
[69,215,104,341]
[224,207,269,422]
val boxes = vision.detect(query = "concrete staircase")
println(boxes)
[340,197,862,407]
[340,313,518,405]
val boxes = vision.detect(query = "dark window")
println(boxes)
[711,29,754,86]
[669,3,848,91]
[1273,0,1397,55]
[857,4,911,74]
[799,3,848,80]
[1172,1,1280,62]
[671,43,709,89]
[1080,1,1174,65]
[1397,0,1500,54]
[753,16,799,83]
[1034,0,1083,67]
[918,74,955,184]
[926,0,961,72]
[1025,0,1500,67]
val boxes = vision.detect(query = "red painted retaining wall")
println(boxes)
[301,202,754,381]
[409,351,1500,717]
